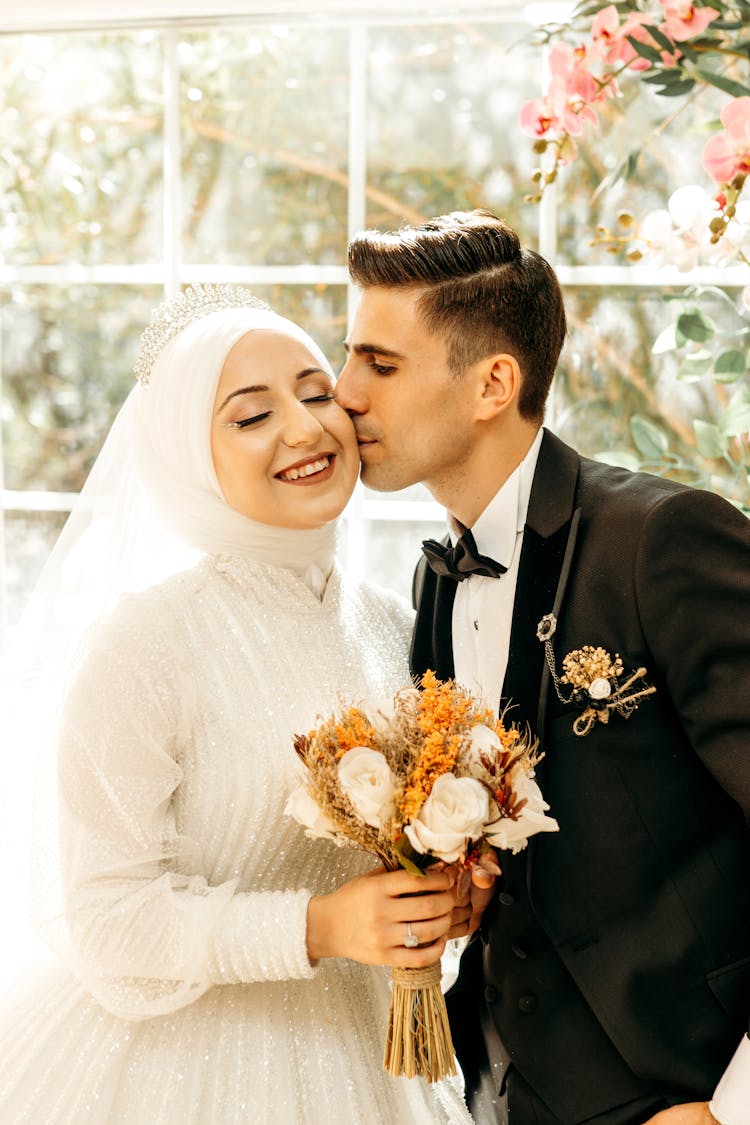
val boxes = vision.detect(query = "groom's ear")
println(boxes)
[474,353,522,421]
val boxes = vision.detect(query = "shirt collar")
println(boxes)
[448,427,543,568]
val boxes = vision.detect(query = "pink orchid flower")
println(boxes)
[702,97,750,183]
[519,95,561,138]
[659,0,720,42]
[549,41,599,104]
[591,9,654,70]
[519,77,596,139]
[519,44,600,140]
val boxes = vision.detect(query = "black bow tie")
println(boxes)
[421,529,507,582]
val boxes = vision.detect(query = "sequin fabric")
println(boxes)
[0,556,471,1124]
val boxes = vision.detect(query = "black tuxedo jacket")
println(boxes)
[411,430,750,1120]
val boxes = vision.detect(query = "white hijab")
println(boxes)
[132,304,338,570]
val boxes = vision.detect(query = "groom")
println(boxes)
[335,209,750,1125]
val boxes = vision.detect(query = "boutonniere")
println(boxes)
[536,613,656,737]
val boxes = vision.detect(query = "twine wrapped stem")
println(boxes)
[383,961,456,1082]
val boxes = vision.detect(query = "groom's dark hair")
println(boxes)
[347,209,566,422]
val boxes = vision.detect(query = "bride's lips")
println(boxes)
[275,452,337,484]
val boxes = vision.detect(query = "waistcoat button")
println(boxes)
[498,891,515,906]
[484,985,499,1004]
[518,993,537,1013]
[511,944,528,960]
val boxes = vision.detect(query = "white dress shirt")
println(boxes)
[450,427,542,714]
[447,427,750,1121]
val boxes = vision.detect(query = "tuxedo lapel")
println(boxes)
[502,523,571,731]
[502,430,582,736]
[410,552,458,681]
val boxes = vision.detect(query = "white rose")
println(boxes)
[404,774,489,862]
[338,746,397,828]
[484,769,558,854]
[465,724,502,766]
[284,786,339,840]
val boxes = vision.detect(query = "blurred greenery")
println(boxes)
[0,31,163,265]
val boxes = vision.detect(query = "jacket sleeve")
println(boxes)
[634,486,750,820]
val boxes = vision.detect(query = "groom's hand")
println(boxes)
[449,856,499,938]
[643,1102,719,1124]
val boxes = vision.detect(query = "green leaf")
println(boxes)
[642,24,677,53]
[394,835,426,876]
[631,415,669,459]
[677,351,714,380]
[592,149,641,197]
[676,308,717,343]
[714,349,747,382]
[694,420,727,459]
[652,323,679,355]
[395,851,425,877]
[593,449,642,472]
[695,67,750,98]
[642,68,686,86]
[625,35,663,64]
[655,79,699,97]
[719,385,750,438]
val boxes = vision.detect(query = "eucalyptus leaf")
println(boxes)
[593,449,642,472]
[714,349,747,382]
[652,322,678,355]
[694,420,727,459]
[719,385,750,437]
[676,308,717,342]
[631,415,669,459]
[677,352,714,380]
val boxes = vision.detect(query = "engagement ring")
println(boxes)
[404,922,419,949]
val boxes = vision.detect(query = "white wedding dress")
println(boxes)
[0,555,471,1124]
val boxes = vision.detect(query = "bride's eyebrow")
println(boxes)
[216,367,327,413]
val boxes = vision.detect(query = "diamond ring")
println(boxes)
[404,922,419,949]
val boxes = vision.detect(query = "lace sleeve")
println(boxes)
[58,593,315,1022]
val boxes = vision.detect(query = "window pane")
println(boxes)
[365,20,540,242]
[1,285,161,492]
[0,32,163,266]
[180,26,349,266]
[239,283,347,372]
[360,517,447,602]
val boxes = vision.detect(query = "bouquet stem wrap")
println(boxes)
[383,962,456,1083]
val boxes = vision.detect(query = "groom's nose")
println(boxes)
[334,358,367,415]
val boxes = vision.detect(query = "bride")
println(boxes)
[0,286,474,1123]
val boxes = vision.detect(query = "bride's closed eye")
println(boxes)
[231,391,336,429]
[302,392,336,405]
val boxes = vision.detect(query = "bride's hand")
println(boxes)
[306,867,457,967]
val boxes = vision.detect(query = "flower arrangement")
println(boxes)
[518,0,750,516]
[520,0,750,251]
[285,670,558,1082]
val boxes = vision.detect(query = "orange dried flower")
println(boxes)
[331,708,376,759]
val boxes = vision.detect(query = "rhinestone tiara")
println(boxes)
[134,283,270,387]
